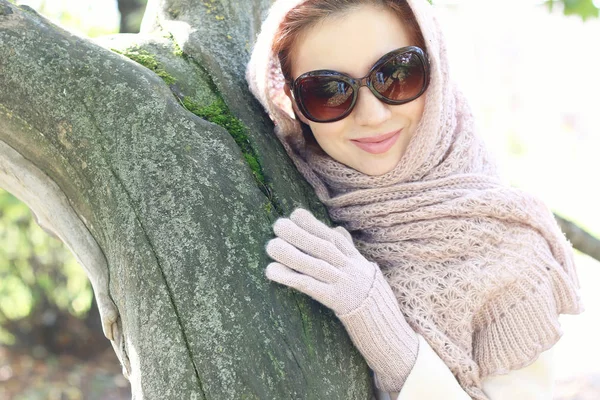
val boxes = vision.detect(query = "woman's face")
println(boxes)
[285,4,426,176]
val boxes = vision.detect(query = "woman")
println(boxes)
[246,0,583,399]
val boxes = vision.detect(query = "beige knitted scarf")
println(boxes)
[246,0,584,398]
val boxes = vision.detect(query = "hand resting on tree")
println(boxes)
[265,208,418,391]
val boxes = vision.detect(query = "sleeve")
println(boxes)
[375,335,555,400]
[481,347,555,399]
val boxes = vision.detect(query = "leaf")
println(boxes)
[562,0,599,20]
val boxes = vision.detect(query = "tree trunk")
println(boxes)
[117,0,146,33]
[0,1,373,399]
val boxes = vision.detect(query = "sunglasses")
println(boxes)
[288,46,430,123]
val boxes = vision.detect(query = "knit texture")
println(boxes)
[246,0,584,398]
[266,209,419,391]
[337,268,419,390]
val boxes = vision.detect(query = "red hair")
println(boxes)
[272,0,426,82]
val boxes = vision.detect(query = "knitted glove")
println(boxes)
[266,208,419,391]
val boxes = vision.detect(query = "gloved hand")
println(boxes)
[266,208,419,391]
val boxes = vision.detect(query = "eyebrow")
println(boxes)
[313,44,411,78]
[298,52,387,79]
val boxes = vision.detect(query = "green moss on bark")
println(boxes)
[164,33,184,57]
[296,297,315,357]
[113,47,177,85]
[182,97,266,186]
[110,43,281,214]
[173,42,184,57]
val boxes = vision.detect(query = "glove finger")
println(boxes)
[266,238,341,283]
[266,262,332,303]
[273,218,347,269]
[289,208,360,258]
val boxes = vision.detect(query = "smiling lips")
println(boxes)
[351,129,402,154]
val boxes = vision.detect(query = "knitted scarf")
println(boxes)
[246,0,583,398]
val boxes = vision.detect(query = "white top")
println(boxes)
[376,335,554,400]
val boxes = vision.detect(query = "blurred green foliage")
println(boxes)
[0,189,92,345]
[546,0,600,20]
[24,0,119,38]
[430,0,599,20]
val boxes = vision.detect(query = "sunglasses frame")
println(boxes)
[288,46,430,123]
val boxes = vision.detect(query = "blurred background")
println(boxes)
[1,0,599,399]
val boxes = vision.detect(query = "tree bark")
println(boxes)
[0,1,373,399]
[555,215,600,262]
[117,0,146,33]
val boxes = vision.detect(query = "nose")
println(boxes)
[352,86,392,127]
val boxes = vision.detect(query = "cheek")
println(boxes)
[406,96,426,124]
[414,96,426,122]
[389,96,426,131]
[308,121,348,145]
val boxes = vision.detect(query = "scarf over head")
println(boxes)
[246,0,583,398]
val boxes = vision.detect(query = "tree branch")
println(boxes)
[555,214,600,262]
[0,1,373,398]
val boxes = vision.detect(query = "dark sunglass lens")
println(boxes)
[372,51,425,101]
[297,76,354,121]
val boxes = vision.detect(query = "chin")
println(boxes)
[356,161,397,176]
